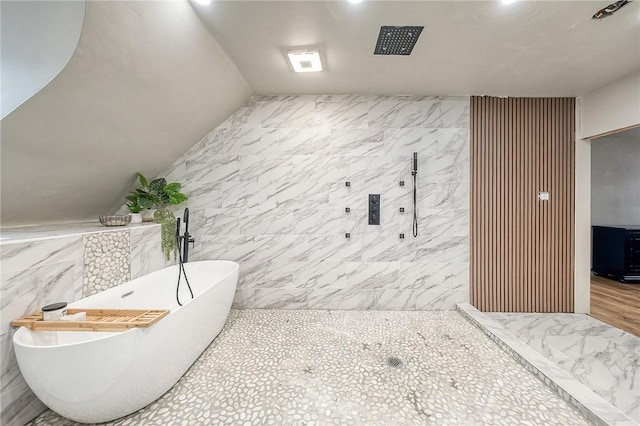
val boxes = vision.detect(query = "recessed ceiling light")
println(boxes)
[193,0,212,5]
[348,0,364,4]
[287,50,323,73]
[501,0,518,4]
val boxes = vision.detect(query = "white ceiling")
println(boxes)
[192,0,640,97]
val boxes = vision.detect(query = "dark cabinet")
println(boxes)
[592,226,640,283]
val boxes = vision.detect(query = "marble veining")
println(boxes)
[0,224,167,426]
[30,310,590,426]
[186,157,239,183]
[1,233,87,426]
[488,312,640,423]
[129,225,174,279]
[277,128,331,155]
[458,304,637,426]
[223,128,277,156]
[0,222,155,244]
[330,128,384,155]
[262,100,318,128]
[157,95,470,310]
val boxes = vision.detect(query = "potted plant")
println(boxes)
[128,172,188,260]
[125,195,143,223]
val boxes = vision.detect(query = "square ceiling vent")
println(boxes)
[374,26,424,55]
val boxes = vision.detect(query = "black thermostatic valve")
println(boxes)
[369,194,380,225]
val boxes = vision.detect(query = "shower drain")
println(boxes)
[387,357,403,368]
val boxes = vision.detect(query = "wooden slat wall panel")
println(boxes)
[470,97,575,312]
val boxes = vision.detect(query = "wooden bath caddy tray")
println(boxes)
[11,309,170,332]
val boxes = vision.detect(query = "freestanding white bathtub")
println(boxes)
[13,260,239,424]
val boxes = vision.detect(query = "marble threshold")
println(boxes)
[0,222,159,245]
[456,303,637,426]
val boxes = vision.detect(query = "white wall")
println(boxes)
[0,1,85,119]
[591,128,640,226]
[574,134,591,314]
[580,71,640,139]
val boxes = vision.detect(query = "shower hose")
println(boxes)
[175,236,194,307]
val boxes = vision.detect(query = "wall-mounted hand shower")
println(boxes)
[412,152,418,238]
[179,208,195,263]
[174,208,194,307]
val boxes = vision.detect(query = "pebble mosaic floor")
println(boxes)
[30,310,590,425]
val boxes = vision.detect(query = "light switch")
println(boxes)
[538,191,550,201]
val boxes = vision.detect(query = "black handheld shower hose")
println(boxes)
[175,217,194,307]
[412,152,418,238]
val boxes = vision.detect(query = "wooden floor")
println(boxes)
[590,274,640,337]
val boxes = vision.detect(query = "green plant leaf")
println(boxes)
[148,178,166,193]
[154,209,178,261]
[136,172,148,188]
[164,182,181,192]
[136,192,157,208]
[167,192,188,205]
[125,200,142,213]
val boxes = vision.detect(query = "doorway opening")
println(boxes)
[589,126,640,336]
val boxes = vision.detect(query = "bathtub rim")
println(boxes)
[13,260,239,350]
[14,327,137,350]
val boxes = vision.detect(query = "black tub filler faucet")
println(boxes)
[176,208,195,263]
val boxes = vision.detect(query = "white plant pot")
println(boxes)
[129,213,142,224]
[141,209,156,222]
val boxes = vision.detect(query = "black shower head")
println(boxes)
[374,26,424,55]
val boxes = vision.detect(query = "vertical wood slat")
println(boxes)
[469,97,575,313]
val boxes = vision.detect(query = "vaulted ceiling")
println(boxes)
[1,1,251,226]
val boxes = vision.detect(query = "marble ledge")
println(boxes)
[0,222,160,245]
[456,303,637,426]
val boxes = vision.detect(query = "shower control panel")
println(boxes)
[369,194,380,225]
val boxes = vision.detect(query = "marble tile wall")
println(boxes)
[0,236,83,426]
[130,225,174,279]
[160,95,470,310]
[0,224,170,426]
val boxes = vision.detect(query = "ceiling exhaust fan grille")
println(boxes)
[374,26,424,55]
